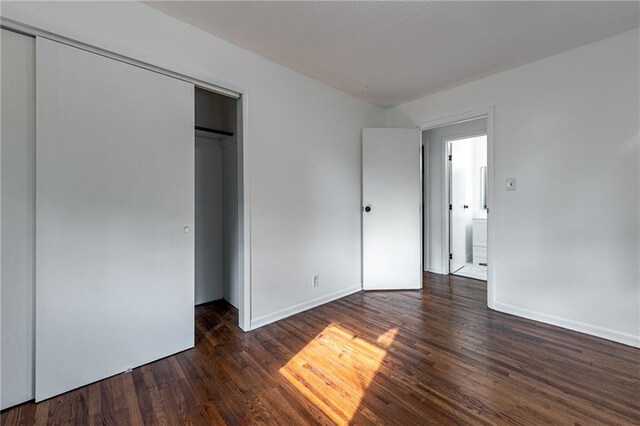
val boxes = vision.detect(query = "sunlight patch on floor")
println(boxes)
[279,323,398,424]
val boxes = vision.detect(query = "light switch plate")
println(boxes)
[506,178,517,191]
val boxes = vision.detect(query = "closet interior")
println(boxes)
[195,88,240,308]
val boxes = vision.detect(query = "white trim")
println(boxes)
[419,133,424,277]
[443,138,451,274]
[418,107,492,131]
[486,108,495,309]
[1,5,254,331]
[238,94,253,331]
[250,285,362,330]
[493,301,640,348]
[419,106,495,309]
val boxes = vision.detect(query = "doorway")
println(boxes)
[422,116,488,282]
[447,134,487,280]
[194,88,242,311]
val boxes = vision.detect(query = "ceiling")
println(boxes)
[144,1,639,108]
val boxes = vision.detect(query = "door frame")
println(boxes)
[1,10,254,330]
[419,107,495,309]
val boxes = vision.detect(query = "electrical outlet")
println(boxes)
[312,274,320,288]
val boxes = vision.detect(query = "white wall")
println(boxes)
[195,135,224,304]
[1,2,384,329]
[397,29,640,347]
[423,118,487,273]
[1,29,35,410]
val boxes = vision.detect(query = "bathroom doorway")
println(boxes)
[447,134,487,281]
[422,116,488,282]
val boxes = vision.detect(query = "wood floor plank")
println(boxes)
[2,272,639,425]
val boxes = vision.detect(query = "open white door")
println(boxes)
[362,128,421,290]
[35,38,195,401]
[449,139,474,274]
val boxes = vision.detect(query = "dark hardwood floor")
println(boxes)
[3,272,639,425]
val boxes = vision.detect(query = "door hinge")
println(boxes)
[449,204,452,210]
[448,154,452,161]
[449,253,453,260]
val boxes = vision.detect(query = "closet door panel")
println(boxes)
[35,37,194,401]
[1,29,36,410]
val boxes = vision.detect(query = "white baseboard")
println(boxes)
[493,301,640,348]
[426,267,446,275]
[250,285,362,330]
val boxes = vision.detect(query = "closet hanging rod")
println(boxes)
[195,126,234,137]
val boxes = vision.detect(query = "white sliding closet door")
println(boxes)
[35,37,195,401]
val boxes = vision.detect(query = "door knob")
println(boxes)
[364,205,372,213]
[463,205,469,209]
[184,226,190,233]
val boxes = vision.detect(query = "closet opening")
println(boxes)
[194,87,242,318]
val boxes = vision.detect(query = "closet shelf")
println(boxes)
[195,126,234,137]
